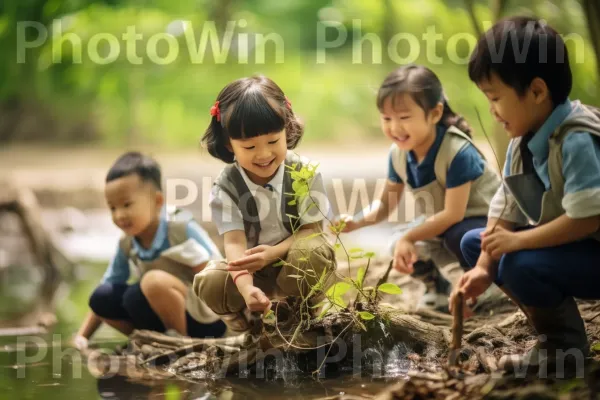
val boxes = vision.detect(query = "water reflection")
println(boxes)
[0,209,404,399]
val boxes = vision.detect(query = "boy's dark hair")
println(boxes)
[106,151,162,190]
[377,64,472,136]
[468,16,572,107]
[201,75,304,163]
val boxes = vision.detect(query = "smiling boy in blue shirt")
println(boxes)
[450,16,600,373]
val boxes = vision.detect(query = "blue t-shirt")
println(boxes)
[101,215,221,284]
[388,124,485,188]
[500,99,600,220]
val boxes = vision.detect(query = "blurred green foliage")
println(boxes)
[0,0,598,147]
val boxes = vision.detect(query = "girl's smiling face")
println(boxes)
[380,93,442,156]
[228,130,288,186]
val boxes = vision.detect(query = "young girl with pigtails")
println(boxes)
[193,75,336,335]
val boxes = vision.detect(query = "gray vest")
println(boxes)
[507,104,600,241]
[390,125,501,219]
[214,152,304,247]
[119,210,219,323]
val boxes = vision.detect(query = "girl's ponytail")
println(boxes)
[201,110,236,164]
[440,97,473,137]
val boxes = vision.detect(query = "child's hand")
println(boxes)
[449,267,493,319]
[480,226,521,260]
[240,285,271,313]
[331,214,361,233]
[228,245,276,273]
[393,239,418,274]
[72,334,89,351]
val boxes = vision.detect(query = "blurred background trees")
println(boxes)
[0,0,597,151]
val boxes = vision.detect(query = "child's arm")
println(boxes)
[483,214,599,259]
[449,217,515,317]
[223,230,271,311]
[74,311,103,349]
[520,215,599,248]
[341,179,405,231]
[484,132,600,256]
[227,223,319,272]
[393,182,471,272]
[402,181,471,243]
[474,217,515,274]
[74,245,130,346]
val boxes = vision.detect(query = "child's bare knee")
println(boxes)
[140,270,176,295]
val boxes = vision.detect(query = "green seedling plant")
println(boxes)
[263,157,403,365]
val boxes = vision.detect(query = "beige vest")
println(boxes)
[508,105,600,241]
[390,126,501,219]
[119,215,219,323]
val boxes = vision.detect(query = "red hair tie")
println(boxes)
[285,96,292,110]
[210,101,221,121]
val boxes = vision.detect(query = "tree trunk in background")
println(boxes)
[583,0,600,96]
[464,0,510,167]
[492,0,509,22]
[463,0,483,37]
[491,0,510,167]
[211,0,235,34]
[382,0,395,56]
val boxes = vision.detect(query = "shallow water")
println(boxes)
[0,308,403,399]
[0,211,408,400]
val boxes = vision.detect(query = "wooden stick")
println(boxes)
[448,292,464,366]
[376,260,394,288]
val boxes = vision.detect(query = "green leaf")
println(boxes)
[332,295,347,308]
[287,199,297,206]
[334,243,341,250]
[264,310,274,319]
[356,267,366,289]
[326,282,352,298]
[364,251,376,258]
[377,283,403,295]
[292,180,303,192]
[304,232,323,240]
[272,260,285,267]
[331,221,345,234]
[358,311,375,320]
[355,319,368,331]
[591,342,600,352]
[349,248,363,254]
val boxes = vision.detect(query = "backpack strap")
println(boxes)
[389,144,409,184]
[118,235,134,259]
[434,125,484,188]
[213,164,261,247]
[165,208,193,246]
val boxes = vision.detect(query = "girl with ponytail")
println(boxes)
[337,64,500,312]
